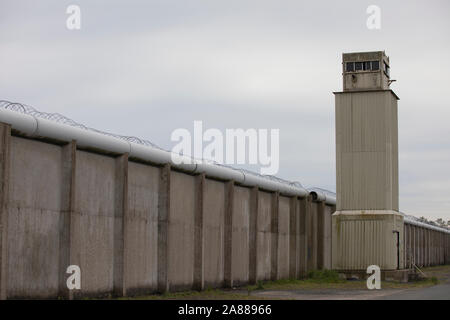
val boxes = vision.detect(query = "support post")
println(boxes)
[58,140,77,299]
[298,197,307,278]
[113,153,128,297]
[157,164,170,293]
[0,123,10,300]
[270,192,279,281]
[248,187,258,284]
[306,195,314,272]
[193,173,205,291]
[223,181,234,288]
[317,200,325,270]
[289,197,298,278]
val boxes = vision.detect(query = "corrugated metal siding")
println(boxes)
[404,223,449,267]
[335,91,399,211]
[333,214,401,270]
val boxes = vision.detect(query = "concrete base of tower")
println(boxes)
[332,210,405,271]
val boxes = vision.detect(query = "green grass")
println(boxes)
[306,269,344,283]
[118,271,347,300]
[244,270,346,292]
[256,280,265,290]
[119,288,270,300]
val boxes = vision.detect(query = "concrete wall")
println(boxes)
[7,137,62,298]
[203,179,225,288]
[231,186,250,286]
[307,202,318,270]
[168,171,196,291]
[404,223,449,268]
[277,196,290,279]
[297,198,307,277]
[0,132,337,299]
[256,191,272,281]
[3,128,448,299]
[72,150,119,297]
[125,162,159,295]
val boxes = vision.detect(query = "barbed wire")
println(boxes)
[0,99,328,193]
[404,213,450,230]
[0,100,163,148]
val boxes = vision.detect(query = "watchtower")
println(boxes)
[342,51,391,91]
[332,51,405,272]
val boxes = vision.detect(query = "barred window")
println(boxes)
[371,61,380,70]
[346,62,354,72]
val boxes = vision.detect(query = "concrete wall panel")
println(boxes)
[231,186,250,285]
[168,171,195,290]
[72,150,116,295]
[297,198,307,277]
[7,137,61,298]
[203,179,225,288]
[256,191,272,281]
[125,162,159,294]
[310,202,319,270]
[277,196,290,279]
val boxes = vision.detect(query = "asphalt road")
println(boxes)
[378,282,450,300]
[251,280,450,300]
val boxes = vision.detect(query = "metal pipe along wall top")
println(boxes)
[0,103,315,198]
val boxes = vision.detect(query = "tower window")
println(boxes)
[371,61,380,70]
[346,62,354,72]
[364,61,371,70]
[355,62,363,71]
[384,62,390,77]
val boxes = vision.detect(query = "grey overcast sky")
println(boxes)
[1,0,449,221]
